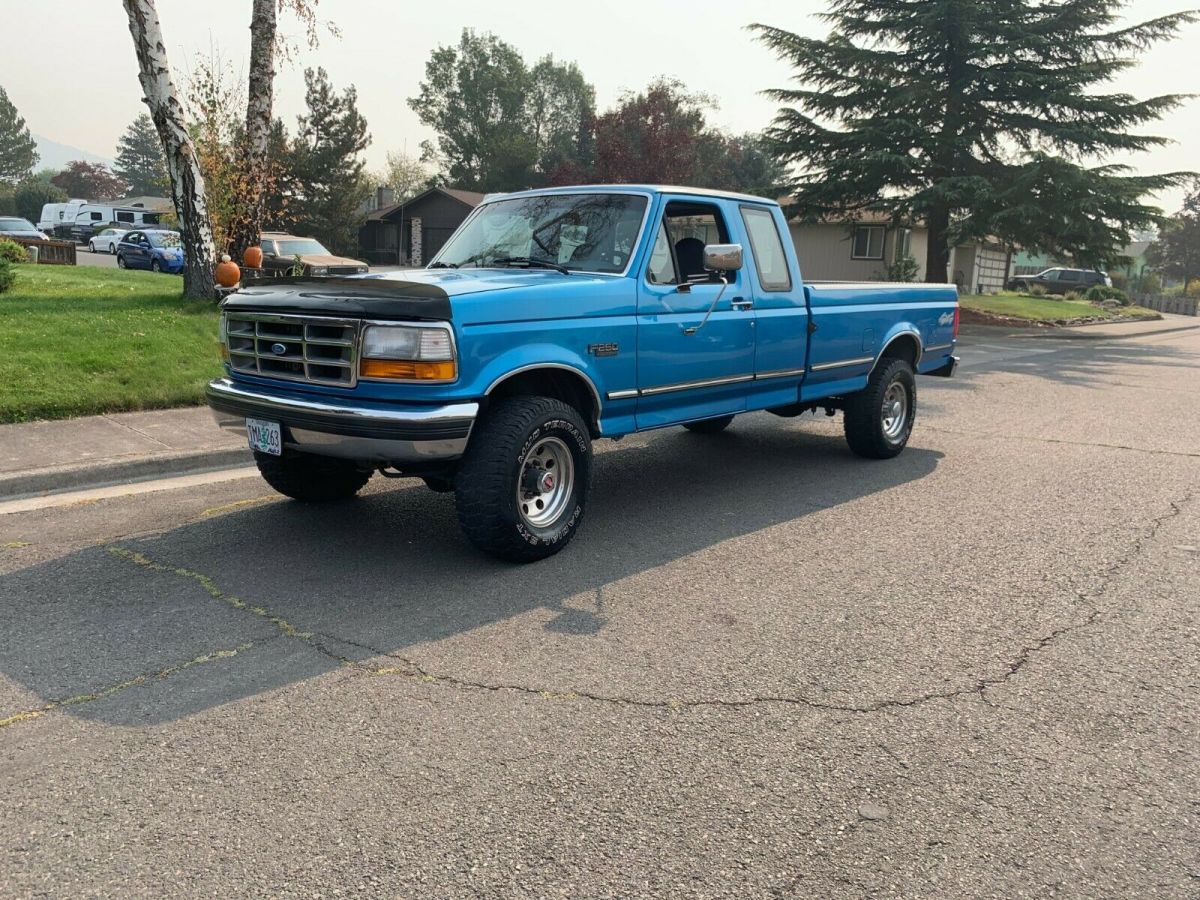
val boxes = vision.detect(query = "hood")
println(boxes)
[358,266,588,297]
[301,254,367,267]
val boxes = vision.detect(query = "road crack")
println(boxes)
[0,639,268,730]
[924,425,1200,460]
[100,489,1194,719]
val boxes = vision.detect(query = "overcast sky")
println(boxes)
[3,0,1197,209]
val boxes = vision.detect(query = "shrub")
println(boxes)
[885,254,920,282]
[1028,283,1047,297]
[1109,271,1129,291]
[0,258,15,294]
[0,238,28,264]
[1062,290,1083,302]
[1085,285,1129,305]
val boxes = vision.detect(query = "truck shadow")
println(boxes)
[0,418,942,726]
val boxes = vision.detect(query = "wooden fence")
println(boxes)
[1134,294,1198,317]
[8,237,77,266]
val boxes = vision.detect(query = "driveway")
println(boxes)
[2,328,1199,897]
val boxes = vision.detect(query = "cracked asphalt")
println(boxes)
[2,326,1199,898]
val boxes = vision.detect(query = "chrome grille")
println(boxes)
[225,312,360,387]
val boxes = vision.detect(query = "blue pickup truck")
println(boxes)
[208,185,958,561]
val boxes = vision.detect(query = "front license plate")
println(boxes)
[246,417,282,456]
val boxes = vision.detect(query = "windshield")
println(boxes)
[432,193,649,274]
[0,218,36,231]
[148,232,181,249]
[275,239,329,256]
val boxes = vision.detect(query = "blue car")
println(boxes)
[116,229,185,274]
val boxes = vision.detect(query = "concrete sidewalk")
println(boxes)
[0,407,249,499]
[960,311,1200,341]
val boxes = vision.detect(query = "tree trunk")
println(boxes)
[924,206,951,284]
[229,0,277,262]
[122,0,215,300]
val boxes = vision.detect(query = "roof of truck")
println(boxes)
[482,184,781,207]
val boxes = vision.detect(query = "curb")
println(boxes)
[0,446,253,501]
[959,321,1200,342]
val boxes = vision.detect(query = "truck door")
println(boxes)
[635,199,756,429]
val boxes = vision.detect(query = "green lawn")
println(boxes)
[0,266,222,423]
[962,292,1160,323]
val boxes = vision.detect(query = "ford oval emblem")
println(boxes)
[270,342,287,356]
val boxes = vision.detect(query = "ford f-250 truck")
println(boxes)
[208,186,959,561]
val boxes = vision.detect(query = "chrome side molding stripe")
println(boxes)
[640,374,755,397]
[924,342,953,352]
[809,355,874,372]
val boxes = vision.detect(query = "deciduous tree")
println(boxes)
[0,87,38,184]
[753,2,1197,281]
[122,0,215,299]
[527,56,595,185]
[377,149,430,202]
[1148,181,1200,287]
[14,177,67,222]
[592,78,713,185]
[409,30,537,192]
[51,160,128,201]
[114,113,168,196]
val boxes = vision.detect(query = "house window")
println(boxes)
[896,227,912,259]
[851,225,885,260]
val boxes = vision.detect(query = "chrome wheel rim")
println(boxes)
[881,381,909,440]
[517,436,575,529]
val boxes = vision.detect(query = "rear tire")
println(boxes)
[88,241,95,253]
[843,358,916,459]
[455,396,592,562]
[683,414,734,434]
[254,450,371,501]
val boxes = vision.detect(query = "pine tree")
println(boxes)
[752,2,1197,281]
[0,86,38,184]
[114,113,168,196]
[289,67,370,255]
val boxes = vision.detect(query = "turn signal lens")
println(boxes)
[359,359,457,381]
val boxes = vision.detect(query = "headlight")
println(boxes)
[356,266,368,274]
[310,266,328,276]
[359,324,457,381]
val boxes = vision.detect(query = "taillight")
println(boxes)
[952,306,960,339]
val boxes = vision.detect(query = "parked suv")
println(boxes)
[258,233,368,277]
[1007,267,1111,294]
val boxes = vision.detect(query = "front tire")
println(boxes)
[109,242,117,255]
[151,259,161,273]
[116,254,126,269]
[843,358,916,459]
[254,450,371,501]
[88,241,95,253]
[455,396,592,562]
[683,414,734,434]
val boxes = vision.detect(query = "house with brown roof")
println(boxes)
[358,186,485,266]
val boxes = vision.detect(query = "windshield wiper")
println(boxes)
[492,256,571,275]
[427,261,458,269]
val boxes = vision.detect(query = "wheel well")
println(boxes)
[878,333,921,368]
[486,367,601,436]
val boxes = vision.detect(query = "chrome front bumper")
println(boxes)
[206,377,477,465]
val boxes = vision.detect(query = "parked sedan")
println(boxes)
[116,229,185,274]
[89,227,129,255]
[258,232,368,276]
[0,216,50,241]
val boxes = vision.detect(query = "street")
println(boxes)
[2,326,1199,897]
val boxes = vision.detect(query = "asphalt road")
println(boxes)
[3,327,1199,898]
[74,245,119,268]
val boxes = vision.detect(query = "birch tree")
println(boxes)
[122,0,215,298]
[227,0,277,261]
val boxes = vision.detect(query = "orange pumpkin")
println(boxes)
[243,245,263,268]
[215,254,240,288]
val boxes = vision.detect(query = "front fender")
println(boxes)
[467,343,605,408]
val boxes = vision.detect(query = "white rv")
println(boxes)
[37,200,87,237]
[69,204,164,243]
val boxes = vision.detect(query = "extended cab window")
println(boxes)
[740,206,792,291]
[116,211,134,223]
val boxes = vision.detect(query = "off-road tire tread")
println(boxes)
[843,358,916,459]
[255,450,371,501]
[683,415,735,434]
[455,396,591,562]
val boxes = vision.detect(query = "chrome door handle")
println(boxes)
[731,298,753,311]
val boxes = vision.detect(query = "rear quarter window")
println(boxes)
[740,206,792,291]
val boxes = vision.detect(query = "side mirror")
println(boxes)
[704,243,743,272]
